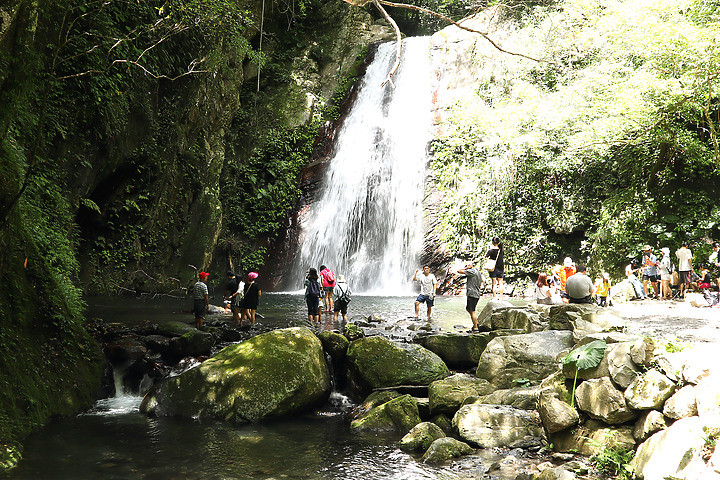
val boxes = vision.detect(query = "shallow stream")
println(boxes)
[2,293,538,480]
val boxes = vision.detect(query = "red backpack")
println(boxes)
[325,269,336,286]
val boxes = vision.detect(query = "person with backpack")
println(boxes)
[305,268,323,325]
[319,265,336,314]
[658,247,673,300]
[332,274,352,322]
[224,271,245,328]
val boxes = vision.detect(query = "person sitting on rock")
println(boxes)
[551,257,576,301]
[625,259,645,300]
[565,265,596,304]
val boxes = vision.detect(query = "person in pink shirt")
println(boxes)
[319,265,336,314]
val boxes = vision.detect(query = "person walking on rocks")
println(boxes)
[457,261,482,332]
[485,237,505,298]
[565,265,596,304]
[676,241,694,299]
[413,266,437,319]
[658,247,673,300]
[192,271,210,329]
[224,271,245,328]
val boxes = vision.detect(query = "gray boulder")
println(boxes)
[399,421,445,452]
[428,373,494,415]
[414,332,496,368]
[606,342,641,389]
[548,304,588,330]
[538,391,579,434]
[139,327,330,423]
[624,369,676,410]
[633,410,670,442]
[476,330,574,389]
[421,437,474,464]
[575,377,637,424]
[474,385,540,410]
[491,308,546,333]
[453,403,545,448]
[477,300,513,330]
[535,467,577,480]
[696,373,720,418]
[550,419,635,456]
[663,385,698,420]
[346,336,449,395]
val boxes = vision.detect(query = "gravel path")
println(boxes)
[609,299,720,344]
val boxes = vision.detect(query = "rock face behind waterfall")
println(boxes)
[139,327,330,422]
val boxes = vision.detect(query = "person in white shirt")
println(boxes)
[676,241,693,299]
[413,266,437,319]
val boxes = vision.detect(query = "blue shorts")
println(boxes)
[323,286,334,293]
[416,294,435,307]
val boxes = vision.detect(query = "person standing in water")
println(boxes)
[485,237,505,298]
[413,265,437,319]
[319,265,336,314]
[192,271,210,329]
[243,272,261,327]
[332,274,352,322]
[304,268,322,325]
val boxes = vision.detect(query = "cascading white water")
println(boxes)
[291,37,432,294]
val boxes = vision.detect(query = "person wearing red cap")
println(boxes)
[193,272,210,328]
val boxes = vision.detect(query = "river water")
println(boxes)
[2,293,536,480]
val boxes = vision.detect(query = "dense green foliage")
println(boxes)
[430,0,720,278]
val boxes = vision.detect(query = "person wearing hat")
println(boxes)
[551,257,576,301]
[243,272,261,327]
[658,247,673,300]
[641,245,659,299]
[332,274,352,322]
[457,260,482,332]
[193,272,210,328]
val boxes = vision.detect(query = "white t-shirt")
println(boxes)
[416,273,437,296]
[676,247,693,271]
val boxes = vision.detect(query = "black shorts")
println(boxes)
[305,295,320,315]
[466,296,480,313]
[642,274,659,282]
[334,300,348,315]
[193,299,207,317]
[489,270,504,279]
[679,271,691,285]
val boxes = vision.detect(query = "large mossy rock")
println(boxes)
[139,327,330,423]
[399,421,446,452]
[421,437,474,464]
[346,336,449,396]
[476,330,574,389]
[350,394,421,433]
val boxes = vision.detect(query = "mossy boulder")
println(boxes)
[155,321,197,337]
[399,421,446,452]
[317,330,350,360]
[414,332,496,368]
[346,336,449,396]
[421,437,474,464]
[350,394,421,433]
[139,327,330,423]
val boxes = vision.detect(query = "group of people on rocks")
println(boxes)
[304,265,352,326]
[190,270,261,329]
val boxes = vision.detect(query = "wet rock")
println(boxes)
[317,330,349,360]
[105,337,147,363]
[550,419,635,456]
[155,321,196,337]
[399,421,445,452]
[343,323,365,341]
[421,437,474,464]
[139,327,331,423]
[168,329,213,359]
[535,467,577,480]
[350,394,420,433]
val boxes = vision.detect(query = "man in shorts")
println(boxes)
[413,266,437,319]
[457,261,482,332]
[193,271,210,329]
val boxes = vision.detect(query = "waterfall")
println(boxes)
[291,37,433,294]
